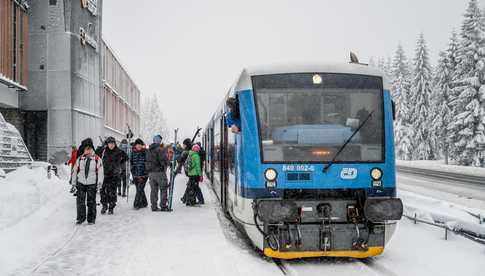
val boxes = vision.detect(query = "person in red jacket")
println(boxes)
[67,145,78,167]
[68,145,78,194]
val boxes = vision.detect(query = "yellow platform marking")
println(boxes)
[264,246,384,259]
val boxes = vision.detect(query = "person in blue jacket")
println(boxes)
[130,138,148,209]
[225,97,241,133]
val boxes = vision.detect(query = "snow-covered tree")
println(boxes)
[409,33,434,160]
[384,56,392,78]
[369,57,376,68]
[430,51,453,163]
[434,31,460,164]
[140,94,170,144]
[448,0,485,166]
[377,57,386,72]
[391,44,413,160]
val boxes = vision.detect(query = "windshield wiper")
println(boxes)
[322,110,374,173]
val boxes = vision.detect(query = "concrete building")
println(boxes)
[0,0,141,163]
[0,0,29,109]
[102,41,141,142]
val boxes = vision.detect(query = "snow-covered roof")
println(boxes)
[235,63,390,91]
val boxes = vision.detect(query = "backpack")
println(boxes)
[183,151,193,174]
[76,155,100,184]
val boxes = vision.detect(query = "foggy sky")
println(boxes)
[102,0,483,140]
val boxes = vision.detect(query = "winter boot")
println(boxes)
[108,209,114,215]
[101,206,107,215]
[88,221,95,225]
[152,207,161,212]
[161,206,172,212]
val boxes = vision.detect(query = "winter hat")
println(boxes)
[153,134,163,144]
[192,144,201,152]
[121,139,128,144]
[106,136,116,144]
[81,138,94,151]
[134,138,145,146]
[182,138,192,149]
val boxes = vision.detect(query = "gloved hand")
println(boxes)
[70,185,77,194]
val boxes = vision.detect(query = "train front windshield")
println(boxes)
[253,73,384,163]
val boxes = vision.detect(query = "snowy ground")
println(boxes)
[0,167,484,276]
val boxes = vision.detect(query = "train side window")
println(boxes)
[226,97,241,134]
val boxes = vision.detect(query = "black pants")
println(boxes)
[118,170,128,196]
[101,176,119,210]
[133,176,148,209]
[184,176,200,206]
[194,181,204,204]
[76,184,97,223]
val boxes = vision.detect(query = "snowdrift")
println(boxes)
[400,190,485,238]
[0,166,69,231]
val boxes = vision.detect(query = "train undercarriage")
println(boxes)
[239,189,403,259]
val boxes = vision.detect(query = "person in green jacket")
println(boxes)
[185,144,202,206]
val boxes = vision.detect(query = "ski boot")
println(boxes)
[101,206,107,215]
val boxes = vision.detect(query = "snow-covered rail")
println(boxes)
[396,165,485,186]
[403,213,485,245]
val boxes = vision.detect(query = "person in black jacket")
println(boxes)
[146,135,170,211]
[177,138,194,204]
[100,136,128,215]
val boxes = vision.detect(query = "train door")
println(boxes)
[221,116,229,212]
[209,127,214,183]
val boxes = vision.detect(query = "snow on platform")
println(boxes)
[397,159,485,178]
[0,167,484,276]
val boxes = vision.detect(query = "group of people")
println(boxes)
[68,134,206,225]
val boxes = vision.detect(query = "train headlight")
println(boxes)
[370,168,383,180]
[264,168,278,182]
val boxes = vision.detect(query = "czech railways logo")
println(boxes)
[340,168,357,180]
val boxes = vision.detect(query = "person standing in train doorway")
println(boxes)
[225,97,241,133]
[100,137,128,215]
[146,135,170,211]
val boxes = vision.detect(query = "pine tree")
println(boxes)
[384,56,392,78]
[409,33,434,160]
[140,94,169,144]
[368,57,376,68]
[430,51,453,163]
[377,57,386,72]
[449,0,485,166]
[441,31,460,164]
[391,44,413,160]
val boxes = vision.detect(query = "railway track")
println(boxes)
[396,165,485,186]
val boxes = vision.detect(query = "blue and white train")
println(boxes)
[202,63,403,259]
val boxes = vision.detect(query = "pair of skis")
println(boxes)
[167,127,202,210]
[167,129,179,211]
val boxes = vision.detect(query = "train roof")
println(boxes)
[234,63,390,92]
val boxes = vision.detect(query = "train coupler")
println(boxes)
[319,204,333,251]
